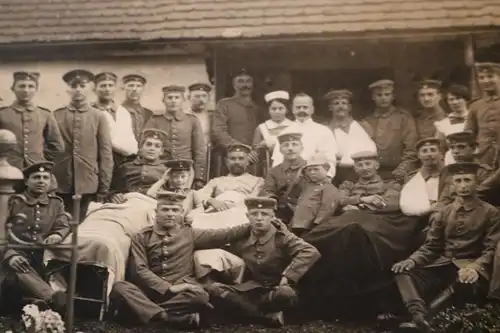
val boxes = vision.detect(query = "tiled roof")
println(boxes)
[0,0,499,44]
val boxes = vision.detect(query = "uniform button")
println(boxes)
[162,263,168,269]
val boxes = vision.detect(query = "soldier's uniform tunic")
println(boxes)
[414,107,447,141]
[109,223,251,324]
[0,192,70,302]
[464,96,500,167]
[144,111,206,181]
[396,198,500,316]
[122,101,153,142]
[207,221,320,314]
[360,106,418,179]
[0,101,64,169]
[53,103,114,220]
[111,157,167,195]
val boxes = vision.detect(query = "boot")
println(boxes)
[166,312,200,329]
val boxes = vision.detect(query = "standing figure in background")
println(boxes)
[435,84,471,165]
[360,79,418,182]
[145,85,207,190]
[464,62,500,168]
[253,90,294,166]
[53,69,114,221]
[121,74,153,142]
[212,69,263,167]
[324,89,377,185]
[272,93,338,179]
[414,80,446,141]
[187,83,213,147]
[0,71,64,170]
[93,72,138,168]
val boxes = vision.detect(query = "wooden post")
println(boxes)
[464,35,479,99]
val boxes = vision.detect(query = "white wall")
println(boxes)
[0,55,214,113]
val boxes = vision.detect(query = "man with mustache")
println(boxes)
[271,93,338,179]
[212,69,263,168]
[109,128,168,203]
[145,85,207,190]
[121,74,154,142]
[0,162,69,313]
[93,72,139,168]
[392,162,500,332]
[0,72,64,171]
[198,143,264,212]
[53,70,114,221]
[414,80,447,141]
[360,79,418,182]
[464,62,500,168]
[186,83,213,147]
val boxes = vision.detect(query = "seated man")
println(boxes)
[440,131,500,205]
[0,162,69,312]
[109,191,252,328]
[192,143,264,229]
[109,128,168,202]
[392,162,500,332]
[206,197,320,327]
[300,151,423,308]
[289,154,339,236]
[259,132,306,223]
[400,138,444,216]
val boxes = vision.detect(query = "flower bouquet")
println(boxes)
[13,304,66,333]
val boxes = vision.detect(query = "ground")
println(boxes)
[2,303,500,333]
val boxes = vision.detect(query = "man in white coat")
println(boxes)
[272,93,338,179]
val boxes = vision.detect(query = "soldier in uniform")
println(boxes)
[144,85,207,190]
[109,191,253,328]
[259,132,306,222]
[392,162,500,332]
[0,162,69,312]
[53,70,114,221]
[414,80,447,141]
[0,71,64,174]
[186,83,213,146]
[360,79,418,182]
[464,62,500,168]
[121,74,154,142]
[109,128,168,203]
[212,69,263,167]
[205,197,320,327]
[93,72,138,168]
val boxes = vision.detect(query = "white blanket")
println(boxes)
[400,172,438,216]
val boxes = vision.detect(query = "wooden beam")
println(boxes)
[464,35,480,99]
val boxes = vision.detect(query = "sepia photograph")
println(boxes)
[0,0,500,332]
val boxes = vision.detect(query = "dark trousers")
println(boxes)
[1,252,55,305]
[396,263,458,316]
[58,193,95,222]
[109,281,209,324]
[207,282,297,317]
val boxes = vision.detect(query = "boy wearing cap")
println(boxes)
[93,72,139,167]
[186,83,213,146]
[53,70,114,221]
[0,161,69,312]
[205,197,320,327]
[121,74,154,142]
[259,132,306,222]
[288,154,339,236]
[392,162,500,332]
[360,79,418,182]
[0,71,64,170]
[145,85,207,190]
[110,128,168,203]
[414,80,447,140]
[109,191,253,328]
[464,62,500,167]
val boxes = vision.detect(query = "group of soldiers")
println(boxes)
[1,61,500,332]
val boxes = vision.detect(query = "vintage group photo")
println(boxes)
[1,1,500,333]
